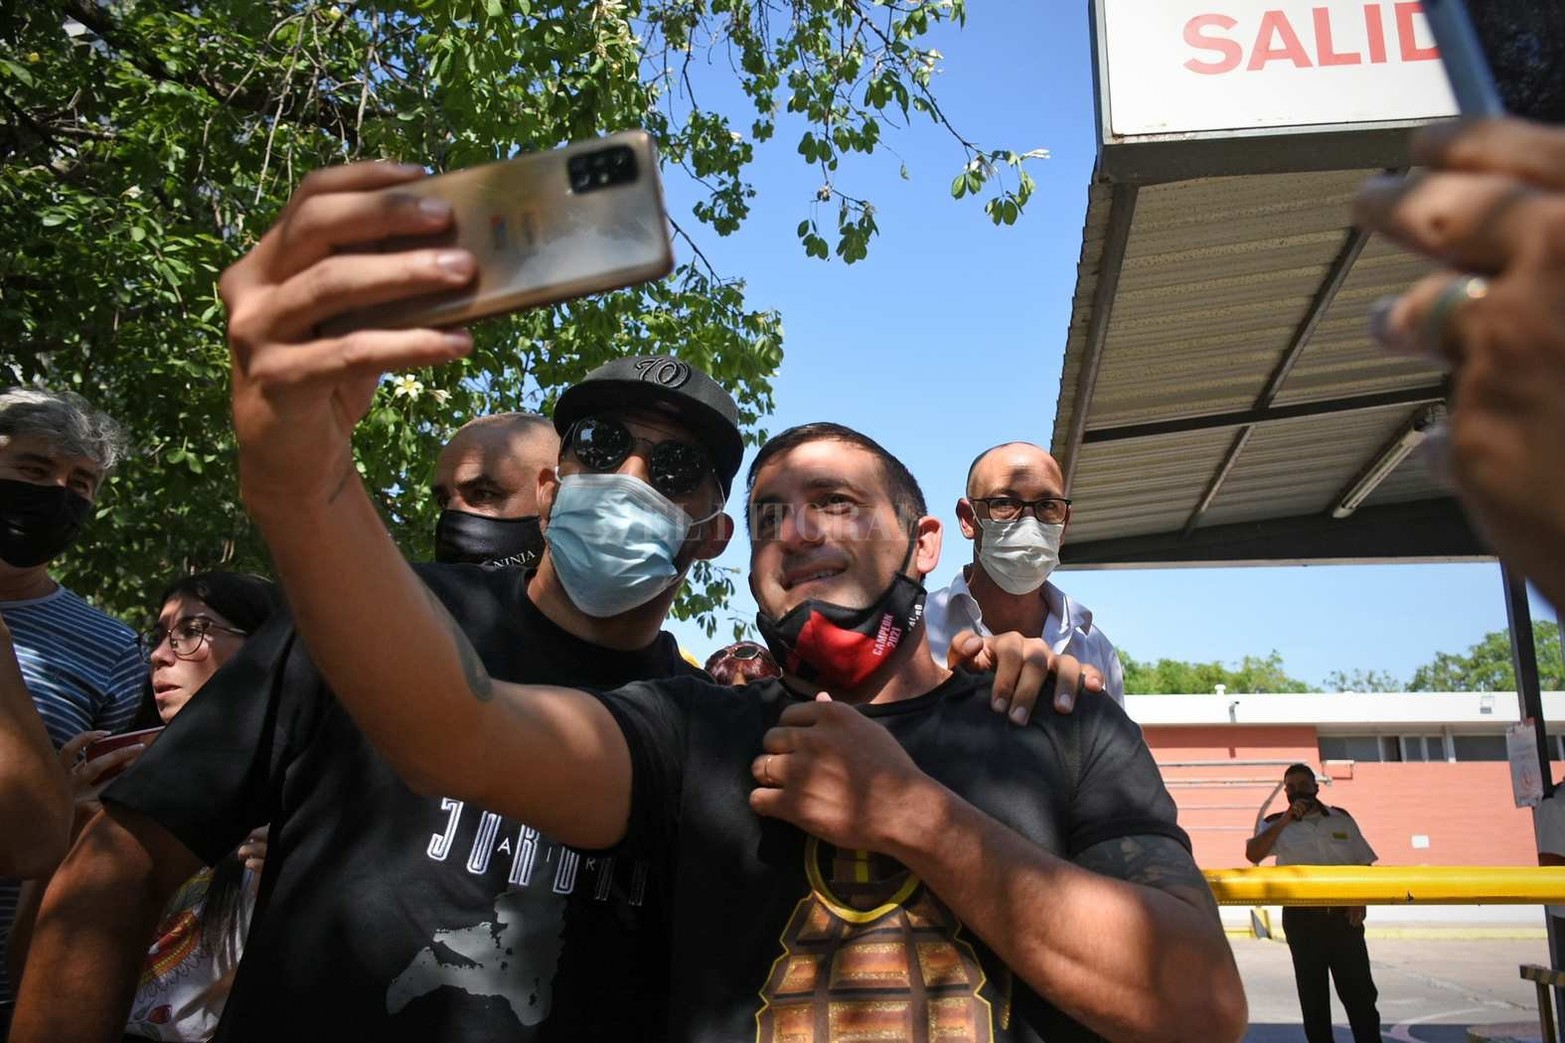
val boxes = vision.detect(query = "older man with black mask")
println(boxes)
[0,388,140,1019]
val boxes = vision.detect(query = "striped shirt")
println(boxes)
[0,584,143,1000]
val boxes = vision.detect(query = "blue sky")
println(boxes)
[654,0,1557,687]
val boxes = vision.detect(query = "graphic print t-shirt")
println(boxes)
[599,670,1189,1043]
[106,564,696,1042]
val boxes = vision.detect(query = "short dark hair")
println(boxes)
[157,571,282,634]
[1284,762,1316,780]
[745,422,926,531]
[452,411,554,441]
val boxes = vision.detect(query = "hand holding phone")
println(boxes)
[323,130,674,334]
[80,726,164,786]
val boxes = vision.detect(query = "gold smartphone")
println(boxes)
[324,130,674,333]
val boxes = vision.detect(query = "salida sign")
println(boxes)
[1100,0,1457,138]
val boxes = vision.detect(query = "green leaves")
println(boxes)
[1406,621,1563,692]
[1122,650,1309,695]
[2,0,1032,625]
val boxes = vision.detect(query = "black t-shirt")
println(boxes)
[599,669,1189,1042]
[105,564,698,1042]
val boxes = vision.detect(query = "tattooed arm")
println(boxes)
[224,164,631,849]
[246,464,632,849]
[885,804,1246,1043]
[1074,833,1224,924]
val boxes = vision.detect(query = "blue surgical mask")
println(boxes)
[545,472,697,618]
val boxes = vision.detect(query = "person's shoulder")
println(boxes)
[1325,804,1353,819]
[609,671,730,705]
[925,570,969,605]
[48,585,137,641]
[1047,581,1117,645]
[1033,677,1132,730]
[413,560,512,600]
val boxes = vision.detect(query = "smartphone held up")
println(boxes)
[82,726,165,785]
[324,129,674,334]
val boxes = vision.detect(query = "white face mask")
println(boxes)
[975,517,1063,595]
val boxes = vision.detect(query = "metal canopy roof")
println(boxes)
[1050,163,1488,568]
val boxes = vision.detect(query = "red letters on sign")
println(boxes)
[1180,3,1443,74]
[1184,13,1243,74]
[1313,7,1362,65]
[1247,10,1313,69]
[1395,1,1439,61]
[1365,4,1389,63]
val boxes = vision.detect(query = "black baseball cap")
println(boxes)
[553,355,744,499]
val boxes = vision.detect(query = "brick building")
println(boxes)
[1131,690,1565,927]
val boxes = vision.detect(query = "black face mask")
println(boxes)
[434,510,545,569]
[755,538,927,690]
[0,478,92,568]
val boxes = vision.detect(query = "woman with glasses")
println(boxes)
[12,572,278,1042]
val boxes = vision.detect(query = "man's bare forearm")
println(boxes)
[244,468,630,848]
[0,633,71,878]
[11,808,198,1043]
[883,781,1247,1043]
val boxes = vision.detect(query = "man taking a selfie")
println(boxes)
[15,163,1082,1043]
[186,158,1244,1041]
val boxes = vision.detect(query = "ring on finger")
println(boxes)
[762,754,776,786]
[1422,274,1489,362]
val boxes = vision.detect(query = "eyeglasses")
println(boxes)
[566,417,711,499]
[971,495,1072,524]
[725,642,767,661]
[141,616,247,661]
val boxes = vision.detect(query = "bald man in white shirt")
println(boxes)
[924,442,1124,719]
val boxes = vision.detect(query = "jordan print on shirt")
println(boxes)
[756,837,1008,1042]
[386,798,650,1025]
[386,886,566,1025]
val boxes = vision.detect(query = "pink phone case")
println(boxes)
[83,726,164,782]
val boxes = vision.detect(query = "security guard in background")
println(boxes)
[1247,762,1382,1043]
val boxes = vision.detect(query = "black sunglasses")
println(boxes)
[726,642,766,661]
[566,417,711,499]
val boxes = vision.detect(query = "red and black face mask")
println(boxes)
[755,537,927,690]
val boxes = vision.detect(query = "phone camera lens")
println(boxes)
[568,145,638,193]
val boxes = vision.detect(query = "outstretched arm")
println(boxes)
[225,162,629,849]
[0,617,72,879]
[10,806,201,1043]
[751,699,1247,1042]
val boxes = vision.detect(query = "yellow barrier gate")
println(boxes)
[1204,866,1565,906]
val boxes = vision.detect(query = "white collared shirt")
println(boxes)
[924,568,1125,705]
[1261,805,1378,867]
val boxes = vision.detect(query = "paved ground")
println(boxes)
[1235,935,1551,1042]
